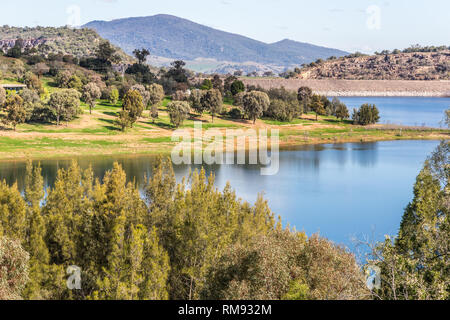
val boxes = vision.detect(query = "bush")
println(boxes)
[228,107,243,119]
[352,104,380,125]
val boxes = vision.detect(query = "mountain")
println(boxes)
[83,14,348,73]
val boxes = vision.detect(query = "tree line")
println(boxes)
[0,158,369,300]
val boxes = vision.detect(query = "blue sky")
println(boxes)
[1,0,449,53]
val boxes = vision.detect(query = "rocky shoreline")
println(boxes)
[242,79,450,97]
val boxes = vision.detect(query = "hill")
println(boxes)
[0,26,132,63]
[83,14,348,73]
[294,50,450,80]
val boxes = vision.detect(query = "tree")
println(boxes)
[200,79,213,90]
[24,71,44,95]
[32,63,49,79]
[352,104,380,125]
[133,48,150,64]
[443,108,450,128]
[55,70,72,88]
[0,86,6,108]
[116,110,132,131]
[308,94,326,121]
[109,87,119,105]
[297,87,312,113]
[212,75,223,93]
[367,143,449,300]
[335,100,350,120]
[189,89,205,115]
[202,230,367,300]
[201,89,223,122]
[68,75,83,92]
[150,105,159,123]
[230,80,245,96]
[19,88,42,122]
[96,41,117,63]
[0,237,30,300]
[6,39,24,58]
[167,101,190,128]
[167,60,188,84]
[242,91,270,124]
[131,84,150,107]
[48,89,81,125]
[148,83,165,106]
[11,60,25,81]
[122,89,144,126]
[5,94,26,130]
[83,82,101,114]
[267,99,298,122]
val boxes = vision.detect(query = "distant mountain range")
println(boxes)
[83,14,349,74]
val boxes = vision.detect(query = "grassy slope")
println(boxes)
[1,59,448,160]
[0,97,448,160]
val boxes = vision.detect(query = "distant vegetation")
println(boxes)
[0,26,131,62]
[282,46,450,80]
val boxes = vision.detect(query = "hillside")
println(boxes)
[0,26,132,62]
[83,14,348,73]
[295,50,450,80]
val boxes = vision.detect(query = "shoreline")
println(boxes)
[242,79,450,97]
[1,134,447,162]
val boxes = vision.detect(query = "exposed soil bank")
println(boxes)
[242,79,450,97]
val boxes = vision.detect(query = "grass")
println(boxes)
[0,97,448,160]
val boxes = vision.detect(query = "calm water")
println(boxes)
[338,97,450,128]
[0,140,441,248]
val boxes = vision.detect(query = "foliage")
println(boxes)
[24,72,44,95]
[0,86,7,107]
[0,237,29,300]
[228,107,243,119]
[308,94,326,121]
[48,89,81,125]
[133,48,150,64]
[201,89,223,122]
[200,79,213,90]
[202,230,368,300]
[242,91,270,124]
[230,80,245,96]
[109,87,119,105]
[297,87,312,113]
[166,101,190,127]
[4,94,26,130]
[0,26,130,62]
[82,82,101,114]
[366,142,449,300]
[352,104,380,125]
[333,98,350,120]
[147,83,165,107]
[189,89,205,115]
[19,88,42,122]
[122,89,144,126]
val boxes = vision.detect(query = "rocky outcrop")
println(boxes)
[242,79,450,97]
[296,51,450,81]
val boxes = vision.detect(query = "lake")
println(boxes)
[0,139,441,248]
[337,96,450,128]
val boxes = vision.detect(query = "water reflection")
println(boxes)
[0,140,440,247]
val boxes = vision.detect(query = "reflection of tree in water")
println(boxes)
[349,142,379,168]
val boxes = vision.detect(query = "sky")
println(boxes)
[1,0,449,53]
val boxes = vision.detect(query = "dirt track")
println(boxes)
[242,79,450,97]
